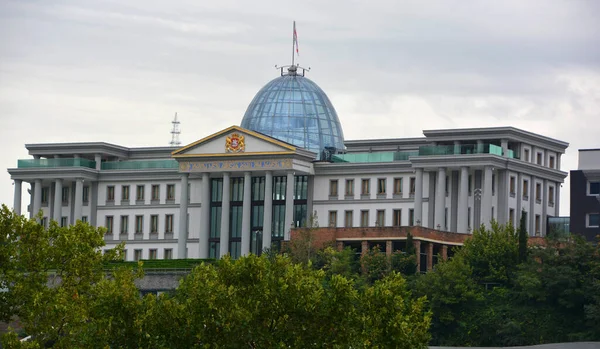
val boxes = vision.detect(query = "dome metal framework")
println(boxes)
[241,66,345,157]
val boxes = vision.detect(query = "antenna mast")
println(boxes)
[170,113,181,146]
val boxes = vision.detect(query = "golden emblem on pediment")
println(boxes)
[225,133,245,153]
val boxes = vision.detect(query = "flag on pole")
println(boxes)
[293,21,299,56]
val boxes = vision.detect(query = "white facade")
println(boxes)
[8,126,569,260]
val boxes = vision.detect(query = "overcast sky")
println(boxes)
[1,0,599,216]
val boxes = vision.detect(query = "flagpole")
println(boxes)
[292,21,296,67]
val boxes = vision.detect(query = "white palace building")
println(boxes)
[8,65,569,261]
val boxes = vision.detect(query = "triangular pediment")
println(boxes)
[172,126,296,158]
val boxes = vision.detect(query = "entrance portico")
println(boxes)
[172,126,316,259]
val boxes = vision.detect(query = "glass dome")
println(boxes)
[241,66,345,157]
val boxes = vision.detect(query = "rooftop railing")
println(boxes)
[17,158,96,169]
[101,159,179,170]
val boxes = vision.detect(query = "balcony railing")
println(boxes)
[417,143,509,157]
[17,158,96,169]
[101,160,179,170]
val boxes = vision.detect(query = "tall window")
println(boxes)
[468,207,471,229]
[61,217,68,227]
[134,249,142,261]
[445,175,449,196]
[409,177,416,196]
[408,209,414,226]
[107,186,115,202]
[535,182,541,202]
[468,175,472,195]
[328,211,337,227]
[164,248,173,260]
[135,215,144,234]
[209,178,223,259]
[62,187,70,204]
[149,249,157,260]
[510,176,516,196]
[345,179,354,196]
[121,185,130,201]
[549,155,555,169]
[167,184,175,201]
[377,178,386,195]
[136,185,145,201]
[536,153,542,165]
[492,174,496,196]
[82,186,89,203]
[524,148,530,162]
[152,185,160,201]
[105,216,114,234]
[360,210,369,227]
[393,178,402,195]
[344,210,353,228]
[329,179,338,197]
[376,210,385,227]
[41,187,49,205]
[150,215,158,233]
[165,214,174,233]
[361,179,370,196]
[120,215,129,234]
[535,215,541,235]
[509,208,515,227]
[393,209,402,227]
[549,186,555,206]
[523,180,529,199]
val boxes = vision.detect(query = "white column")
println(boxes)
[481,166,493,228]
[74,178,83,222]
[284,172,295,240]
[414,168,423,226]
[241,172,252,256]
[54,179,65,222]
[262,171,273,250]
[178,173,189,259]
[13,179,22,215]
[457,166,469,233]
[219,173,231,257]
[33,179,42,219]
[94,154,102,170]
[199,173,210,258]
[434,167,446,230]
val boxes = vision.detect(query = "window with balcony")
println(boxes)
[121,185,130,202]
[150,215,158,233]
[377,178,386,196]
[393,178,402,195]
[376,210,385,227]
[120,215,129,234]
[393,209,402,227]
[361,179,370,196]
[151,185,160,202]
[360,210,369,227]
[105,216,113,234]
[344,211,353,228]
[328,211,337,227]
[167,184,175,201]
[135,215,143,234]
[329,179,338,197]
[165,214,174,233]
[106,186,115,202]
[136,185,145,201]
[345,179,354,197]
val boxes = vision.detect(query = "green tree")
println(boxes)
[361,245,390,284]
[518,210,528,263]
